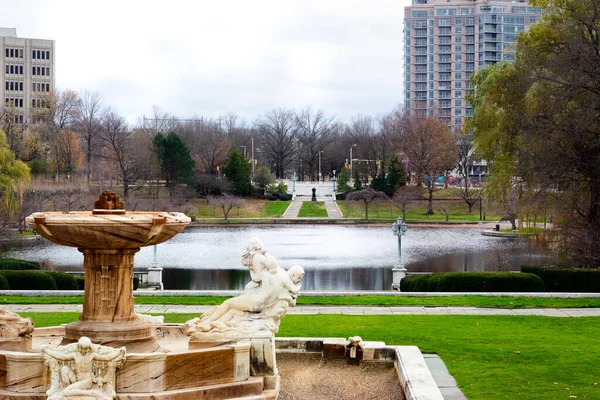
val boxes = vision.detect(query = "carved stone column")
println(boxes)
[63,248,152,344]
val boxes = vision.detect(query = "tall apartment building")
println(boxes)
[403,0,542,134]
[0,27,55,125]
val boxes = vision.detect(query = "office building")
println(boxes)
[0,27,55,125]
[403,0,542,134]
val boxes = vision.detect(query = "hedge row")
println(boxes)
[0,271,139,291]
[401,272,545,292]
[0,258,40,270]
[521,265,600,293]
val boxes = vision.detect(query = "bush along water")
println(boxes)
[401,272,544,292]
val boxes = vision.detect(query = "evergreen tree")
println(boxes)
[152,132,195,197]
[223,148,252,196]
[353,176,363,191]
[386,156,407,196]
[336,168,351,192]
[371,173,387,193]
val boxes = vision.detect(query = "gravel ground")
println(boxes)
[277,352,404,400]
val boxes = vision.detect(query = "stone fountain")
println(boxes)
[27,190,190,351]
[0,191,304,399]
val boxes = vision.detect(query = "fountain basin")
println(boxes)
[26,211,189,249]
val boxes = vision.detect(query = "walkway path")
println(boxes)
[282,197,343,219]
[8,304,600,317]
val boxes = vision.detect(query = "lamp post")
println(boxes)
[251,138,255,180]
[391,216,408,291]
[318,151,324,183]
[349,145,354,183]
[332,169,337,200]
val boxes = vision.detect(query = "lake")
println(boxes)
[2,225,548,290]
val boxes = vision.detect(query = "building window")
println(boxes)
[32,50,36,59]
[46,83,50,92]
[455,118,462,125]
[455,109,463,116]
[46,50,50,60]
[19,49,23,58]
[439,19,450,26]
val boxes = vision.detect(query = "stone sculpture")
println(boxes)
[41,337,126,400]
[0,306,34,338]
[185,238,305,338]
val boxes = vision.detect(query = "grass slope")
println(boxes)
[24,313,600,400]
[297,201,328,217]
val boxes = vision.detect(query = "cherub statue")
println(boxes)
[41,337,126,400]
[185,238,305,337]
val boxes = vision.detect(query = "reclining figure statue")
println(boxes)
[185,238,305,338]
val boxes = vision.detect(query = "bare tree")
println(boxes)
[208,194,245,220]
[453,134,481,214]
[101,111,140,198]
[255,109,298,179]
[393,186,424,220]
[398,113,458,214]
[179,118,230,174]
[76,91,106,183]
[296,107,337,181]
[346,188,389,220]
[31,90,80,143]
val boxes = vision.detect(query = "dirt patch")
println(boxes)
[277,352,404,400]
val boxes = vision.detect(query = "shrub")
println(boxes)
[521,265,600,292]
[0,258,40,270]
[133,276,139,291]
[44,271,79,290]
[0,270,57,290]
[401,272,544,292]
[0,275,9,290]
[74,275,85,290]
[265,181,289,200]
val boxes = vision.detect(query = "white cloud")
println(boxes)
[0,0,412,124]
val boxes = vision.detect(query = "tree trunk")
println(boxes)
[426,186,434,215]
[364,200,369,220]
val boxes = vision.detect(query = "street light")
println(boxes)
[318,151,324,183]
[391,216,408,291]
[349,144,357,185]
[251,138,255,180]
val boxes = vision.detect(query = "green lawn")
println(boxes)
[338,199,501,222]
[3,295,600,308]
[263,201,291,217]
[23,313,600,400]
[297,201,328,217]
[193,199,290,219]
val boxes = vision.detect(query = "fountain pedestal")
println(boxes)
[63,248,153,345]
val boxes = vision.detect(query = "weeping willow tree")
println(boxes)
[0,128,30,227]
[468,0,600,266]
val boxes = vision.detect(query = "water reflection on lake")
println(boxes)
[3,225,548,290]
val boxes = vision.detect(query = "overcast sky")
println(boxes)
[2,0,412,125]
